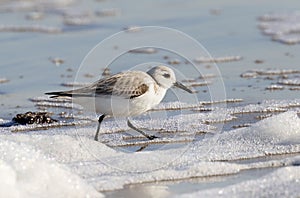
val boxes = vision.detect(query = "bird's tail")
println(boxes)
[45,91,73,98]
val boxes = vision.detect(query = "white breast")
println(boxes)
[129,83,167,116]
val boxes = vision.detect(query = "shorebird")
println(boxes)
[46,65,192,141]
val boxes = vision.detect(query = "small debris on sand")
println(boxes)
[12,111,57,125]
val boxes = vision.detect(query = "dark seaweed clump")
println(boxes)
[13,112,57,125]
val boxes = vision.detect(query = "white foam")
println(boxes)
[177,166,300,198]
[0,77,9,83]
[0,139,103,197]
[258,12,300,44]
[251,110,300,144]
[227,99,300,114]
[0,107,299,192]
[189,111,300,161]
[0,25,62,34]
[194,56,242,63]
[73,111,300,191]
[279,78,300,86]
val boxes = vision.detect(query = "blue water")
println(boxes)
[1,0,300,120]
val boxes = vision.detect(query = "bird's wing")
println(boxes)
[94,71,150,99]
[46,71,151,99]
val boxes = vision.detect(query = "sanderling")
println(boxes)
[46,65,192,141]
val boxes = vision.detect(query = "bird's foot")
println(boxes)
[147,135,159,140]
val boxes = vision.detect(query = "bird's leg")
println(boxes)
[127,119,158,140]
[136,144,149,152]
[94,114,106,141]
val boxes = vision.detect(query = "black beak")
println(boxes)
[173,81,193,93]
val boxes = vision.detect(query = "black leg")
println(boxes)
[127,119,158,140]
[94,114,106,141]
[136,145,148,152]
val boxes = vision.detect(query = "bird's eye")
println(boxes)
[163,73,170,78]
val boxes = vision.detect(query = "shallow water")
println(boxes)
[0,0,300,197]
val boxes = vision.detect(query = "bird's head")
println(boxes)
[147,65,192,93]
